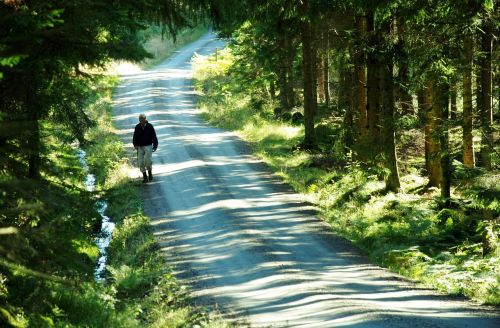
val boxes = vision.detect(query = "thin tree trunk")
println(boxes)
[450,82,457,120]
[366,11,380,143]
[317,52,325,103]
[380,20,400,192]
[463,35,475,167]
[284,35,295,109]
[342,67,355,148]
[277,32,295,115]
[438,83,451,201]
[300,0,317,149]
[323,32,330,108]
[396,19,413,115]
[355,15,369,149]
[417,89,426,126]
[316,24,325,104]
[278,63,288,117]
[425,80,442,187]
[421,88,430,173]
[339,65,349,112]
[311,20,318,115]
[479,22,493,169]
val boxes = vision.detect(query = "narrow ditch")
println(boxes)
[77,149,115,281]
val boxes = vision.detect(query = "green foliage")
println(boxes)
[0,0,200,179]
[461,173,500,212]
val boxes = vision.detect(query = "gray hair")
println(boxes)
[138,113,146,120]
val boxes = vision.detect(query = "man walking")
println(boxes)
[133,113,158,183]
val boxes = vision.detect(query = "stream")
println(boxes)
[77,149,115,282]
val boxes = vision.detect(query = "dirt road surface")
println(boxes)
[112,33,499,327]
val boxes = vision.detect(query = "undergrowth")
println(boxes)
[192,47,500,305]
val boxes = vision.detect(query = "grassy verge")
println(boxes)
[139,25,209,69]
[192,48,500,305]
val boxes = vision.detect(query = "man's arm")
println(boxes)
[132,125,139,148]
[151,125,158,150]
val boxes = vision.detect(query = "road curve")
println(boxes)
[112,32,499,327]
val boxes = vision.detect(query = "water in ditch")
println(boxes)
[77,149,115,282]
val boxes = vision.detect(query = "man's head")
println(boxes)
[139,113,147,126]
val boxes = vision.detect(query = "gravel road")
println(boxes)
[112,32,499,327]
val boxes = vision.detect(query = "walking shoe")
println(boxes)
[142,172,148,183]
[148,170,153,181]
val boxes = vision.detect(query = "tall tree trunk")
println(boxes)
[339,64,349,112]
[278,63,288,117]
[420,88,430,173]
[463,35,475,167]
[355,15,369,154]
[479,22,493,169]
[366,11,381,144]
[277,33,295,116]
[342,66,355,149]
[316,18,330,107]
[381,77,401,192]
[275,33,291,117]
[323,31,330,108]
[311,20,318,116]
[417,89,426,126]
[437,83,451,201]
[316,23,326,104]
[396,18,413,115]
[425,80,442,187]
[300,0,317,149]
[380,20,400,192]
[450,82,457,120]
[317,51,325,103]
[285,34,295,109]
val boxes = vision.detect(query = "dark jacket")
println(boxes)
[133,121,158,149]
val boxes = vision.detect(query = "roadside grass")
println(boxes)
[140,25,209,69]
[192,48,500,305]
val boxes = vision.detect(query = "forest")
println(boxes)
[196,0,499,303]
[1,0,499,326]
[192,0,498,304]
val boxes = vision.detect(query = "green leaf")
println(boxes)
[0,56,22,67]
[484,0,494,11]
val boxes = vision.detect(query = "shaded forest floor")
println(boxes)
[192,48,500,306]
